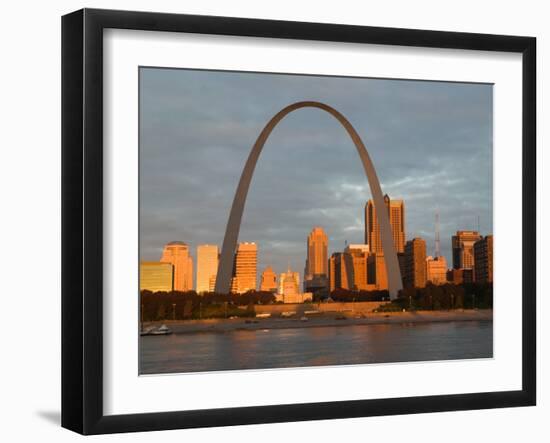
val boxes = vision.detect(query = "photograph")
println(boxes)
[138,67,494,375]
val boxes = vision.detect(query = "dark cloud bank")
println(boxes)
[140,68,493,276]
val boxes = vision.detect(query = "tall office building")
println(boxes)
[260,266,277,293]
[404,238,427,288]
[426,255,448,285]
[452,231,482,270]
[304,227,328,277]
[365,195,405,254]
[140,262,174,292]
[232,242,257,293]
[160,241,193,291]
[474,235,493,283]
[304,227,329,295]
[196,244,219,294]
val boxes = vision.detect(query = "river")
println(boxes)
[140,320,492,374]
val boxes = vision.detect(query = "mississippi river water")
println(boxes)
[140,320,492,374]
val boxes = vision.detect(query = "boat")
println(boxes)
[255,313,271,318]
[141,324,173,336]
[281,311,296,318]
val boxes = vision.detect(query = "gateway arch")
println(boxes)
[214,101,403,300]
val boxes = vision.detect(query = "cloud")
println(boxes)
[140,68,493,275]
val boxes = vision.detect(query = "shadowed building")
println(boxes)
[330,246,376,292]
[140,262,174,292]
[260,266,278,293]
[474,235,493,283]
[160,241,193,291]
[452,231,482,270]
[367,253,388,290]
[426,255,448,285]
[196,244,219,294]
[329,252,348,291]
[404,238,427,288]
[447,268,474,285]
[232,242,257,293]
[344,244,371,291]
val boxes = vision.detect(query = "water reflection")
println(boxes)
[140,321,492,374]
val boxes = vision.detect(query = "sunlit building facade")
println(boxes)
[304,227,329,295]
[232,242,257,293]
[160,241,193,291]
[365,195,406,254]
[260,266,278,293]
[304,227,328,277]
[426,255,448,285]
[196,244,219,293]
[279,267,300,295]
[140,262,173,292]
[344,244,370,291]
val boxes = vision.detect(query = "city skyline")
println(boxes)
[140,224,493,293]
[140,68,493,275]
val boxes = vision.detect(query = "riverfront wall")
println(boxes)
[254,301,389,315]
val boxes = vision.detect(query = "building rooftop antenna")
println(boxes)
[435,209,441,258]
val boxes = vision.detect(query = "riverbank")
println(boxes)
[142,309,492,334]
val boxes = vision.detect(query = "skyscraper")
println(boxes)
[196,244,219,294]
[305,227,328,277]
[474,235,493,283]
[232,242,257,293]
[304,227,329,295]
[260,266,277,293]
[404,238,427,288]
[452,231,482,270]
[160,241,193,291]
[365,195,405,254]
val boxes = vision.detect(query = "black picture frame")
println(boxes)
[61,8,536,435]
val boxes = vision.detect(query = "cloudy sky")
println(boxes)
[139,67,493,279]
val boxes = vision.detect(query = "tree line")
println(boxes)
[378,282,493,312]
[140,290,276,321]
[140,282,492,321]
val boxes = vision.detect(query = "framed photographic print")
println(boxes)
[61,8,536,435]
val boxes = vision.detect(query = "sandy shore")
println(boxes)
[143,309,493,334]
